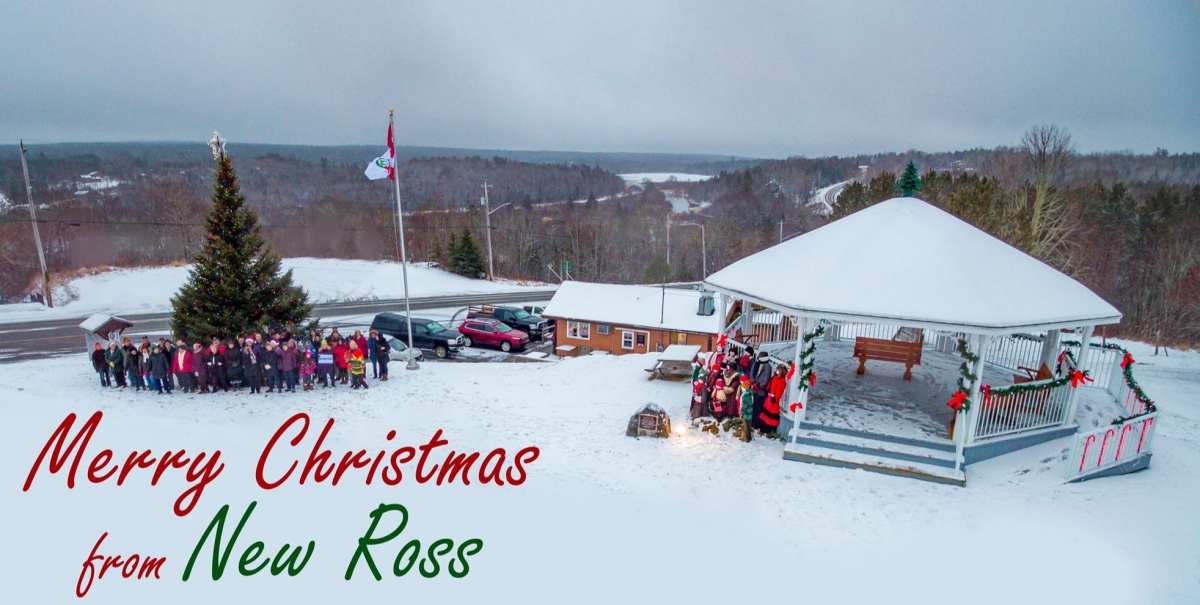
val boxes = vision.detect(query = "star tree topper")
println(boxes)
[208,131,227,159]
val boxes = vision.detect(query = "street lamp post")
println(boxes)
[480,181,510,281]
[676,222,706,278]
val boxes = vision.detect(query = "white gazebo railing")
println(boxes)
[1064,413,1157,481]
[973,378,1075,440]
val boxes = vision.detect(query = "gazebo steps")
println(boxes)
[783,442,966,486]
[798,421,956,452]
[784,429,966,486]
[791,426,958,469]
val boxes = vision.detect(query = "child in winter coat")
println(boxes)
[739,375,755,442]
[333,340,350,384]
[301,351,316,391]
[347,342,368,390]
[263,342,282,393]
[316,343,335,388]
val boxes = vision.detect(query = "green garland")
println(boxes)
[1061,340,1156,419]
[950,337,980,413]
[795,324,826,393]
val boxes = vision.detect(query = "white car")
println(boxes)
[386,336,425,362]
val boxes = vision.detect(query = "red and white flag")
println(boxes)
[364,122,395,180]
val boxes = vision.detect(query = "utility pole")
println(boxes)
[678,222,706,278]
[665,213,671,269]
[779,219,784,244]
[482,181,494,280]
[18,141,53,307]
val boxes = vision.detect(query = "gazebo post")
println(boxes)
[740,300,753,337]
[786,316,810,440]
[1065,325,1094,426]
[717,293,728,335]
[962,333,990,447]
[1038,329,1061,369]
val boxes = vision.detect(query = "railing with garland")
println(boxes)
[954,341,1096,442]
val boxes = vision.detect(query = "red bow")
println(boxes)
[1057,350,1067,365]
[1069,370,1093,388]
[981,384,991,404]
[716,334,727,348]
[786,363,796,380]
[789,402,803,413]
[947,391,967,412]
[808,372,817,387]
[1120,352,1135,369]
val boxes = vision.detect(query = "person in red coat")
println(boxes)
[333,340,350,385]
[760,364,789,433]
[174,340,195,393]
[351,330,369,360]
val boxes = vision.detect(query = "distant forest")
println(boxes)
[1,134,1197,344]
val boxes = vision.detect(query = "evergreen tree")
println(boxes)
[585,191,597,210]
[449,228,486,278]
[169,143,311,341]
[897,161,923,197]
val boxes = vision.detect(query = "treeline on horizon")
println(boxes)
[0,131,1197,345]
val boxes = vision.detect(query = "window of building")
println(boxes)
[621,331,634,349]
[597,324,611,335]
[567,321,591,340]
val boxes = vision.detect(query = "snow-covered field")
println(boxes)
[620,172,713,185]
[1,338,1197,603]
[0,258,547,324]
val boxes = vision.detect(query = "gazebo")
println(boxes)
[702,197,1147,485]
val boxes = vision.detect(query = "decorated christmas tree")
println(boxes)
[169,133,311,341]
[896,161,923,197]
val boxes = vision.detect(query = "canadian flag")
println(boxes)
[364,122,395,180]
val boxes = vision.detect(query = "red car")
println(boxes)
[457,318,530,352]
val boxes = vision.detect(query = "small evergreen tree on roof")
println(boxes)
[897,161,923,197]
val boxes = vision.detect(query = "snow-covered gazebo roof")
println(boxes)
[704,197,1120,334]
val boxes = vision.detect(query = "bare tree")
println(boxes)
[1020,124,1076,184]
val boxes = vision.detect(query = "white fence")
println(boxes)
[973,378,1075,440]
[1064,413,1157,481]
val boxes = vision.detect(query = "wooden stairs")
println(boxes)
[783,422,966,486]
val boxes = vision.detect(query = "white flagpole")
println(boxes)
[390,110,419,370]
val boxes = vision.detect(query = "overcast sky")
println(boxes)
[1,1,1197,157]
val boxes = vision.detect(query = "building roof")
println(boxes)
[79,313,133,334]
[704,197,1121,334]
[542,281,722,334]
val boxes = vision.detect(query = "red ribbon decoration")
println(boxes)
[1057,350,1066,365]
[981,384,991,405]
[786,363,796,380]
[947,391,967,411]
[808,372,817,387]
[1120,352,1135,369]
[1069,370,1093,388]
[789,402,803,413]
[716,334,728,348]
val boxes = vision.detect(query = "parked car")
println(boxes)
[369,313,464,359]
[385,336,424,362]
[467,305,551,340]
[458,318,530,352]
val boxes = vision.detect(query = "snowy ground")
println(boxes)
[0,258,547,324]
[1,338,1197,603]
[619,172,713,185]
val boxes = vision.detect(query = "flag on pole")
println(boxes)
[364,122,395,180]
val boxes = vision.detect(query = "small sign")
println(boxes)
[560,260,573,272]
[638,414,659,432]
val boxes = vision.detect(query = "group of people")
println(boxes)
[90,327,395,395]
[690,342,789,441]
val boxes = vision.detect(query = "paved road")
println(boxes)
[0,289,558,365]
[822,181,849,208]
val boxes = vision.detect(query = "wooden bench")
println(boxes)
[854,337,923,380]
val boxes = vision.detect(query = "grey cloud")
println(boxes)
[0,0,1196,156]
